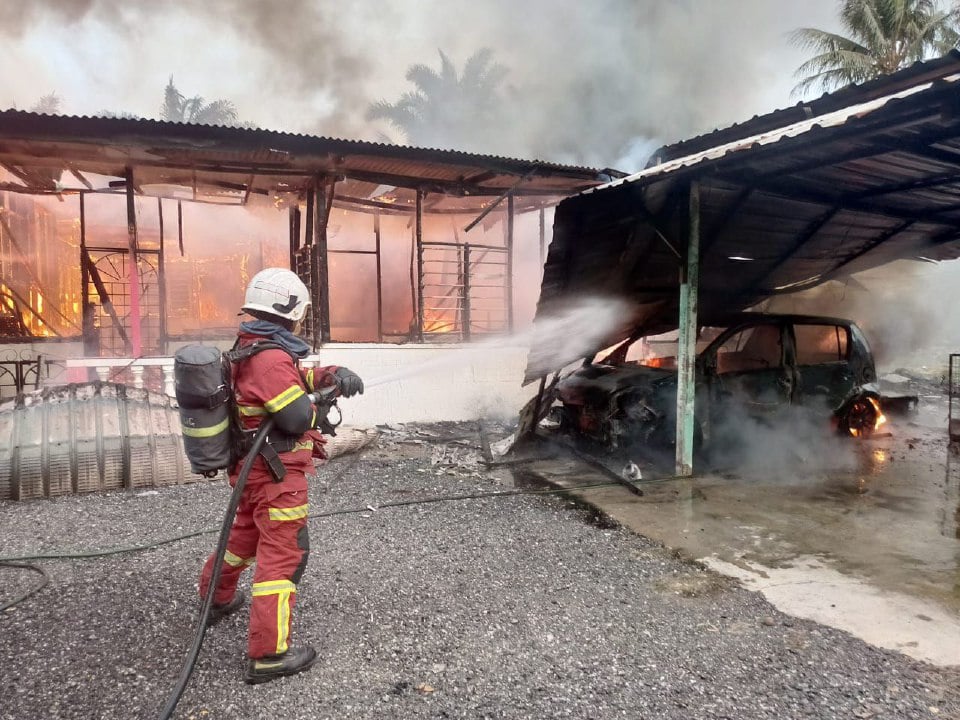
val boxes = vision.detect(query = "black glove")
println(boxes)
[334,367,364,398]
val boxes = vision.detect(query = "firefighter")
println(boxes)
[198,267,363,684]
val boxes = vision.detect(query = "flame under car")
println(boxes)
[557,314,883,450]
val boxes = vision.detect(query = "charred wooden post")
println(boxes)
[303,186,317,345]
[374,210,384,342]
[675,181,701,477]
[416,188,425,342]
[288,206,300,270]
[80,193,95,357]
[506,195,515,333]
[539,207,546,268]
[177,201,184,256]
[316,177,334,345]
[157,198,168,355]
[124,167,142,356]
[304,188,315,246]
[82,249,130,351]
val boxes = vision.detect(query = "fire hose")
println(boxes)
[157,388,335,720]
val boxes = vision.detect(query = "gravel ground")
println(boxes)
[1,423,958,720]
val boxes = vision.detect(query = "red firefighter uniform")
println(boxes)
[199,332,337,659]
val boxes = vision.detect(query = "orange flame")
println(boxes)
[848,397,886,438]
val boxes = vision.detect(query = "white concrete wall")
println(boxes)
[65,343,538,425]
[305,344,537,425]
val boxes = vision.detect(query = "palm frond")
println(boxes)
[30,93,61,114]
[194,99,238,126]
[793,0,960,97]
[437,49,458,87]
[365,47,508,150]
[161,77,184,121]
[406,63,444,99]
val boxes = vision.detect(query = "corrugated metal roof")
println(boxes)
[527,53,960,381]
[650,50,960,165]
[0,110,614,208]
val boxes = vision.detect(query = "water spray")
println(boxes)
[361,296,634,391]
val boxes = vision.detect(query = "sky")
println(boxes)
[0,0,841,171]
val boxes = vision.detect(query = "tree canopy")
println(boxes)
[160,76,239,126]
[791,0,960,96]
[366,49,508,152]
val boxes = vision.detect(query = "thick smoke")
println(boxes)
[765,260,960,374]
[704,402,858,481]
[0,0,839,168]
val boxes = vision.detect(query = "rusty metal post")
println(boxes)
[462,242,472,341]
[124,167,142,357]
[675,181,700,477]
[374,210,383,342]
[506,195,515,333]
[416,189,425,342]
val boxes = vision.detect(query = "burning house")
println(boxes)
[0,111,617,499]
[0,111,615,390]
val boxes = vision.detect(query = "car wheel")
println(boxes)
[839,397,878,438]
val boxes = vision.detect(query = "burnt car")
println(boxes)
[557,313,883,450]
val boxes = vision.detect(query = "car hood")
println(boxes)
[558,363,676,398]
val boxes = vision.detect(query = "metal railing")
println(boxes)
[421,241,509,342]
[950,354,960,442]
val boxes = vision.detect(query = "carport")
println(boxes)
[526,51,960,475]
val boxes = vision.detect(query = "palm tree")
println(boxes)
[160,76,239,126]
[29,93,62,114]
[366,48,508,151]
[791,0,960,95]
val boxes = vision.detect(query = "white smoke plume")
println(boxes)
[0,0,840,168]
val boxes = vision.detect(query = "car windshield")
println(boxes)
[713,324,782,373]
[599,327,725,368]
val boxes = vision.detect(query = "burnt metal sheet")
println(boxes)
[527,52,960,382]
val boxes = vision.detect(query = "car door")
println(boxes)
[790,321,856,410]
[703,321,791,418]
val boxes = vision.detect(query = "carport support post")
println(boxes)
[675,181,700,477]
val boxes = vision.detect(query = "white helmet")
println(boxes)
[241,268,311,322]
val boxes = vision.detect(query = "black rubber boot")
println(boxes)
[205,590,245,627]
[244,646,318,685]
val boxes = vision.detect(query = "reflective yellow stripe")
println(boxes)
[276,588,292,653]
[305,368,315,391]
[181,417,229,438]
[224,550,254,568]
[238,405,267,416]
[254,658,286,670]
[251,580,296,654]
[264,385,305,413]
[269,504,309,521]
[293,441,313,453]
[251,579,297,597]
